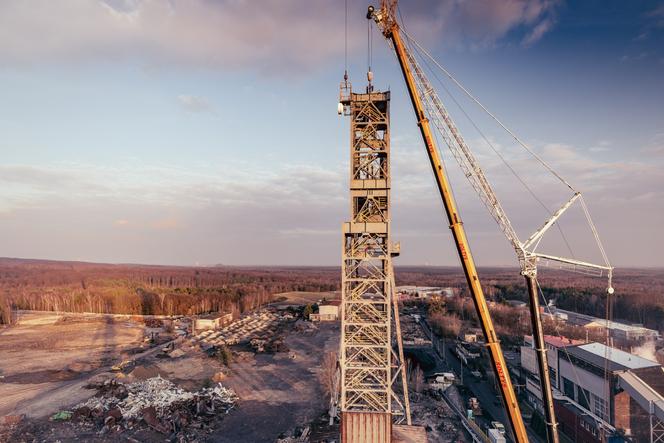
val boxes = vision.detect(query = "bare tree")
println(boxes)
[406,359,425,397]
[320,351,339,424]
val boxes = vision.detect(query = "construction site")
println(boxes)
[1,1,664,443]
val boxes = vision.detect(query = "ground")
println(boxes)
[0,308,339,442]
[212,323,339,442]
[0,313,147,419]
[273,291,339,306]
[1,298,475,443]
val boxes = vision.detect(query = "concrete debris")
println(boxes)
[169,349,185,358]
[74,376,237,436]
[275,425,310,443]
[294,319,318,333]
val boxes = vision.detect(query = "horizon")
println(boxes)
[1,0,662,268]
[2,255,663,271]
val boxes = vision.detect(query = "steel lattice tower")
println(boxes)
[339,84,396,426]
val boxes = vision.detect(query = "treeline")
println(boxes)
[394,265,664,332]
[2,259,663,333]
[424,296,606,347]
[492,273,664,332]
[0,259,338,325]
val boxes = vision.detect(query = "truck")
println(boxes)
[433,372,456,384]
[429,372,456,391]
[488,428,506,443]
[490,421,506,435]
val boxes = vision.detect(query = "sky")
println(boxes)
[0,0,662,268]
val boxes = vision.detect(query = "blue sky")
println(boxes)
[0,0,662,267]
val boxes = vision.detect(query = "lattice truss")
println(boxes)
[653,417,664,443]
[340,91,399,415]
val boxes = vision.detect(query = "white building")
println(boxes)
[547,307,660,342]
[555,342,659,441]
[310,300,340,322]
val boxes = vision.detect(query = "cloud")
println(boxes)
[0,0,562,72]
[0,0,361,73]
[150,217,180,230]
[522,17,555,47]
[1,137,662,267]
[177,94,213,113]
[633,31,649,41]
[402,0,562,50]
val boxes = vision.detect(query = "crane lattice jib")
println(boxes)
[401,44,526,266]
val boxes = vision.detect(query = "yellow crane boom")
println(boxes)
[368,4,530,442]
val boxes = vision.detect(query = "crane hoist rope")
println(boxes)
[402,32,576,193]
[400,28,613,286]
[408,38,579,261]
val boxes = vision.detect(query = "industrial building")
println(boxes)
[521,335,583,408]
[544,307,660,343]
[521,337,664,442]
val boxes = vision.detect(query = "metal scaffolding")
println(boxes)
[338,83,410,442]
[339,86,392,413]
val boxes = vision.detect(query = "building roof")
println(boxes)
[584,319,658,334]
[525,335,583,348]
[565,342,660,372]
[551,308,659,334]
[546,335,584,348]
[320,299,341,306]
[396,286,443,292]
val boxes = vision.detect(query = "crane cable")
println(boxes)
[407,37,579,260]
[343,0,348,81]
[367,14,374,77]
[402,30,576,193]
[399,7,615,435]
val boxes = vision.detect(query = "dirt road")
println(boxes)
[0,314,148,418]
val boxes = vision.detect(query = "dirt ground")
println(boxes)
[211,322,339,442]
[273,291,339,305]
[0,309,340,442]
[0,314,146,419]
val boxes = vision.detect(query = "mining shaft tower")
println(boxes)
[339,83,409,441]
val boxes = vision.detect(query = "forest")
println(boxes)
[0,258,337,324]
[1,258,663,332]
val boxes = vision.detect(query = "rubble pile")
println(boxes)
[74,376,237,436]
[194,309,284,347]
[249,336,288,353]
[275,425,310,443]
